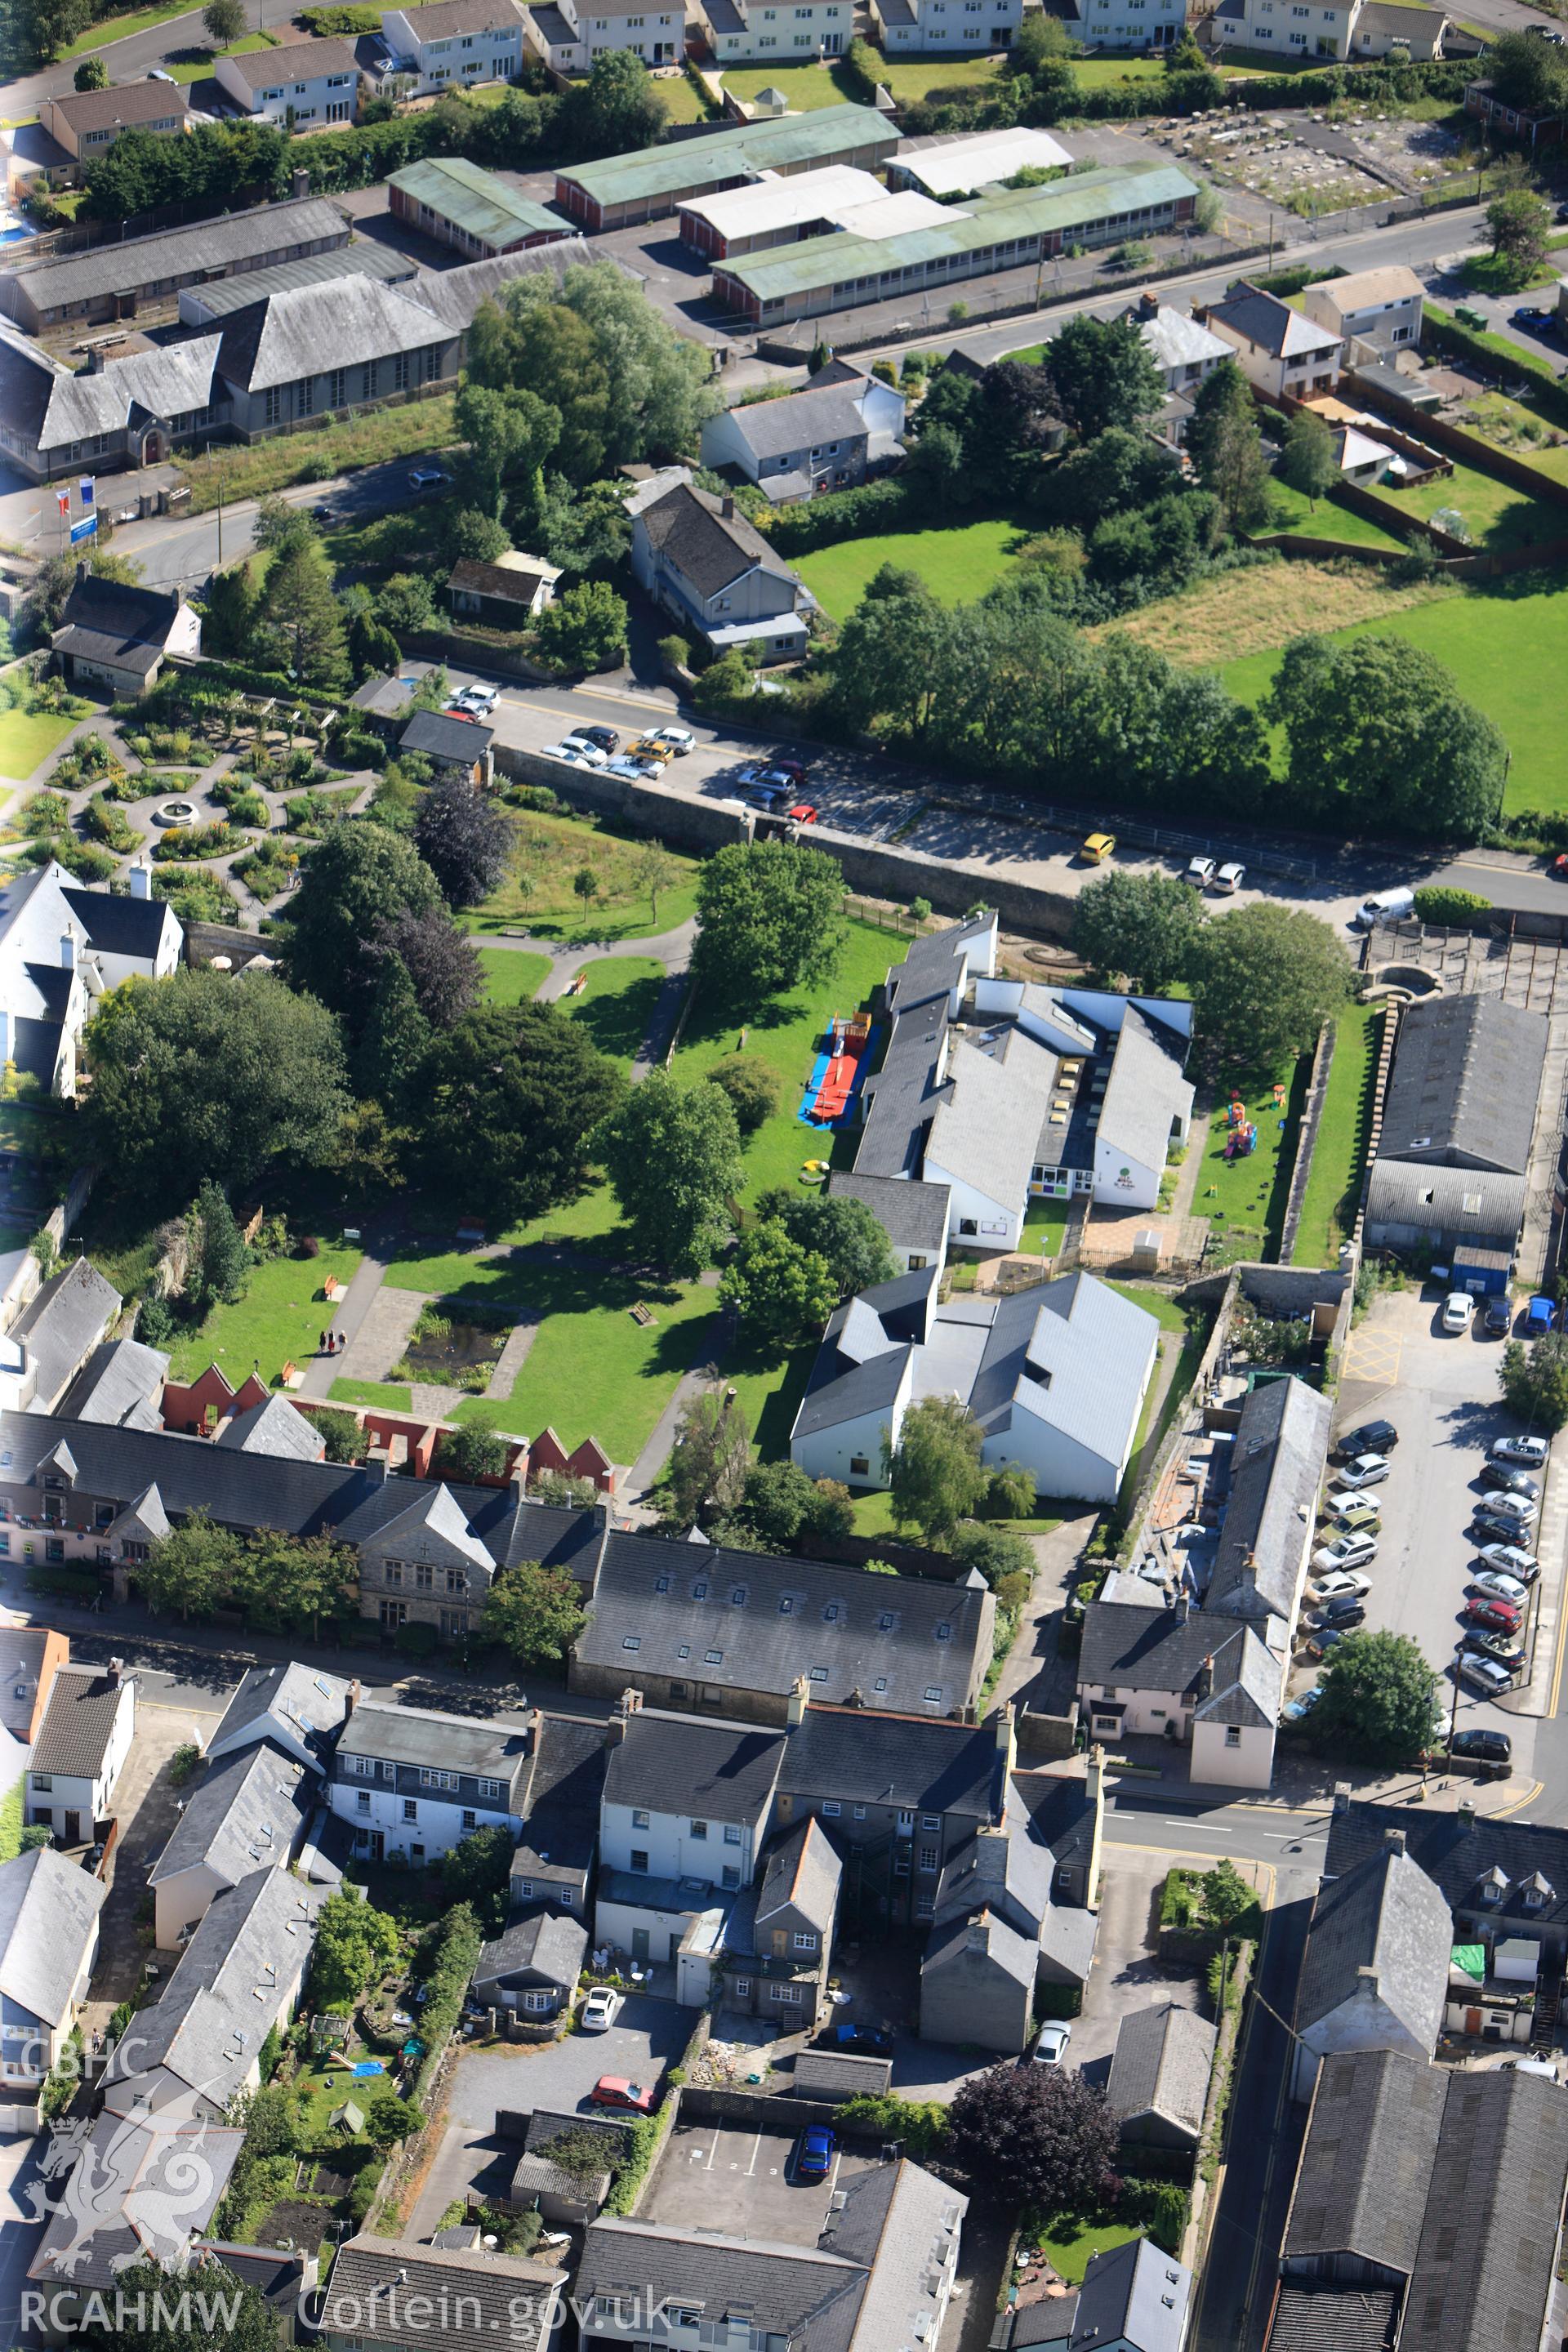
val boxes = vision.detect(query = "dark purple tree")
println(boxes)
[946,2060,1119,2215]
[413,772,514,909]
[373,905,483,1032]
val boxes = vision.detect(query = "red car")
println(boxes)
[591,2075,657,2114]
[1554,855,1568,881]
[1463,1597,1522,1633]
[789,804,818,825]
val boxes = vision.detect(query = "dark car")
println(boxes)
[1475,1504,1537,1542]
[1451,1727,1513,1765]
[1512,305,1557,332]
[1465,1627,1524,1663]
[1463,1597,1523,1632]
[1485,1296,1514,1336]
[1312,1600,1366,1630]
[795,2125,835,2181]
[835,2021,893,2054]
[573,725,619,754]
[1478,1463,1542,1500]
[1335,1419,1397,1460]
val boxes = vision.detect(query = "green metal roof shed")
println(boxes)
[389,155,569,252]
[554,104,899,229]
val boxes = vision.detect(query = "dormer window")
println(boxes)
[1524,1872,1553,1909]
[730,1587,746,1606]
[693,1581,708,1600]
[1479,1866,1509,1905]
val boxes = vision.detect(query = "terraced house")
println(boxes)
[378,0,526,92]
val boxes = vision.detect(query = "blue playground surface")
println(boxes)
[797,1024,879,1129]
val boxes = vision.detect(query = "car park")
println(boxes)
[561,733,612,764]
[1443,1293,1476,1333]
[1459,1652,1516,1696]
[648,727,696,754]
[607,755,657,780]
[1312,1532,1378,1575]
[1335,1453,1392,1489]
[1485,1297,1514,1337]
[1311,1568,1373,1601]
[1479,1463,1541,1501]
[581,1988,622,2033]
[1462,1597,1522,1632]
[1469,1569,1530,1607]
[1491,1435,1549,1468]
[1185,857,1216,888]
[541,745,600,768]
[1080,832,1116,863]
[795,2124,835,2180]
[1477,1542,1540,1584]
[1473,1491,1539,1530]
[1312,1598,1366,1630]
[1031,2022,1072,2067]
[593,2076,657,2113]
[452,684,497,715]
[1450,1726,1512,1765]
[1465,1627,1524,1664]
[739,764,796,793]
[572,725,619,753]
[1327,1497,1382,1535]
[1334,1420,1398,1460]
[1306,1625,1350,1659]
[1215,861,1246,893]
[629,737,675,764]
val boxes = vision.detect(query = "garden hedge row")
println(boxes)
[1423,305,1568,430]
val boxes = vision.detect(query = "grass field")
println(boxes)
[1195,1060,1305,1264]
[54,0,198,57]
[329,1377,413,1411]
[1357,456,1561,553]
[473,808,699,943]
[717,61,859,109]
[1031,2219,1141,2287]
[168,1239,363,1388]
[561,957,666,1068]
[1102,561,1439,670]
[795,511,1037,621]
[1219,574,1568,815]
[1258,480,1406,552]
[1292,1001,1381,1269]
[163,29,274,78]
[0,709,78,784]
[176,395,458,512]
[478,947,550,1004]
[455,1263,716,1459]
[671,919,900,1206]
[1021,1200,1071,1256]
[849,1486,1062,1538]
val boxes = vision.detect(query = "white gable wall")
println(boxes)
[791,1357,913,1486]
[924,1156,1020,1250]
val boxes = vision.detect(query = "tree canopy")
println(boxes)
[753,1190,897,1297]
[311,1890,401,2011]
[1191,902,1352,1071]
[885,1394,987,1543]
[416,1000,625,1226]
[284,821,444,1024]
[946,2061,1119,2214]
[483,1561,587,1668]
[413,773,513,908]
[693,840,848,1004]
[659,1386,751,1531]
[1500,1333,1568,1432]
[595,1070,745,1276]
[1185,359,1272,533]
[719,1222,837,1348]
[1266,633,1508,841]
[1045,312,1165,441]
[1071,869,1207,994]
[1311,1628,1439,1766]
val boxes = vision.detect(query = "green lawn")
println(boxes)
[473,807,700,944]
[1219,576,1568,816]
[561,957,666,1068]
[53,0,201,56]
[1118,1299,1210,1513]
[0,1779,21,1865]
[455,1263,717,1460]
[329,1377,412,1411]
[725,1334,822,1463]
[654,72,715,122]
[0,711,78,784]
[1021,1201,1070,1257]
[1190,1060,1304,1265]
[163,29,274,78]
[1448,390,1568,487]
[718,60,861,109]
[1291,1001,1380,1270]
[1357,456,1560,553]
[1030,2219,1141,2287]
[671,919,899,1207]
[795,512,1038,621]
[167,1240,363,1388]
[1257,479,1405,552]
[478,947,550,1005]
[848,1486,1062,1538]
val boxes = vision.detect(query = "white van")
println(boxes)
[1352,886,1415,930]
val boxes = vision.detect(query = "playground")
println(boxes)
[799,1013,878,1129]
[1201,1065,1304,1263]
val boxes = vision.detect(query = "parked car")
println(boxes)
[1312,1532,1377,1575]
[592,2077,657,2113]
[1491,1435,1549,1468]
[1443,1292,1476,1333]
[1466,1627,1524,1664]
[833,2020,893,2054]
[607,755,655,780]
[1311,1568,1373,1602]
[1031,2022,1072,2067]
[1462,1597,1523,1632]
[1450,1726,1512,1765]
[789,804,819,825]
[648,726,696,754]
[1312,1598,1366,1630]
[562,732,613,764]
[738,764,797,795]
[541,745,601,769]
[1459,1652,1516,1697]
[1469,1568,1531,1607]
[313,501,337,523]
[1335,1453,1392,1490]
[1512,305,1557,332]
[1479,1463,1541,1500]
[1325,1498,1382,1536]
[1215,861,1246,893]
[1527,1294,1556,1334]
[581,1987,622,2033]
[629,736,675,764]
[408,467,449,491]
[1080,832,1116,863]
[795,2125,835,2180]
[1485,1297,1514,1337]
[1281,1686,1321,1724]
[1184,856,1216,888]
[767,756,808,786]
[1473,1491,1539,1530]
[1477,1541,1540,1584]
[1306,1625,1350,1659]
[1334,1420,1398,1460]
[451,684,497,715]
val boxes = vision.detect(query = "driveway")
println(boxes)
[1072,1849,1209,2084]
[644,2123,876,2241]
[1329,1286,1550,1761]
[85,1681,229,2031]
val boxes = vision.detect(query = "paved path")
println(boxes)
[307,1280,425,1405]
[298,1235,394,1401]
[484,1317,538,1398]
[626,1291,733,1502]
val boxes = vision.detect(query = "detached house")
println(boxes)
[214,36,363,124]
[629,471,813,658]
[25,1658,135,1848]
[52,568,201,700]
[1197,281,1344,400]
[38,78,189,172]
[699,372,905,504]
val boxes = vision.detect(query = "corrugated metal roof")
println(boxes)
[180,242,415,318]
[719,162,1199,300]
[679,163,886,239]
[558,104,894,209]
[389,154,564,245]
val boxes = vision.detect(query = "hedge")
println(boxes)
[1423,305,1568,430]
[1413,885,1493,924]
[835,2093,948,2159]
[410,1903,483,2105]
[764,476,917,555]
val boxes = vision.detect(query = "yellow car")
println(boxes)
[630,736,675,765]
[1080,832,1116,864]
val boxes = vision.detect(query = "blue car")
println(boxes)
[1527,1294,1556,1335]
[795,2125,835,2181]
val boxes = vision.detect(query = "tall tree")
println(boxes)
[203,0,246,44]
[595,1070,743,1276]
[413,773,512,907]
[1488,185,1552,285]
[283,822,443,1022]
[310,1890,400,2010]
[354,951,430,1107]
[375,904,484,1030]
[1191,902,1352,1071]
[1280,408,1339,510]
[1045,312,1165,440]
[189,1178,247,1309]
[1185,358,1271,532]
[534,581,629,672]
[885,1395,988,1542]
[1500,1333,1568,1432]
[719,1223,836,1347]
[262,537,346,684]
[633,838,679,925]
[200,563,263,661]
[693,840,848,1003]
[73,53,108,87]
[482,1561,587,1668]
[1071,869,1208,993]
[233,1529,358,1640]
[1265,632,1508,840]
[752,1191,896,1297]
[453,381,560,521]
[1311,1629,1438,1766]
[947,2063,1119,2213]
[82,2257,279,2352]
[660,1386,751,1530]
[562,46,667,153]
[416,1001,625,1225]
[137,1508,241,1620]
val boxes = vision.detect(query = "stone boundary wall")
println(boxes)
[1278,1022,1336,1265]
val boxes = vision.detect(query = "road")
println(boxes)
[0,0,305,117]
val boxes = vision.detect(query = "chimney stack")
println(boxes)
[76,561,88,585]
[59,926,74,971]
[966,1910,991,1951]
[1139,289,1160,318]
[106,1657,122,1686]
[1385,1827,1406,1855]
[1332,1783,1351,1816]
[1458,1798,1477,1828]
[786,1674,808,1730]
[347,1677,361,1715]
[1175,1591,1191,1624]
[1355,1964,1380,2001]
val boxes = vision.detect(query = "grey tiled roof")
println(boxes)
[1205,281,1339,359]
[47,78,191,132]
[1378,994,1547,1176]
[399,238,595,332]
[215,1393,324,1460]
[1205,1375,1330,1624]
[0,1844,105,2028]
[921,1905,1036,1990]
[1070,2240,1191,2352]
[932,1817,1051,1938]
[826,1172,951,1253]
[604,1713,785,1824]
[339,1699,528,1785]
[222,32,359,82]
[474,1909,587,1998]
[782,1707,1004,1819]
[0,1627,55,1741]
[1407,2065,1568,2352]
[824,2159,967,2347]
[207,1660,350,1762]
[1365,1161,1526,1252]
[637,480,801,601]
[58,1338,168,1429]
[1106,2002,1216,2140]
[1324,1801,1568,1942]
[729,385,871,462]
[578,2216,867,2352]
[321,2235,564,2352]
[755,1815,841,1936]
[792,2051,893,2100]
[13,1257,121,1407]
[853,999,951,1182]
[1096,1004,1193,1179]
[391,0,523,38]
[514,1711,608,1876]
[8,196,347,314]
[149,1738,314,1891]
[1267,2278,1401,2352]
[29,1662,130,1782]
[1284,2047,1446,2270]
[29,2112,243,2289]
[1295,1842,1451,2051]
[926,1030,1058,1218]
[399,708,495,763]
[216,274,447,395]
[968,1272,1159,1467]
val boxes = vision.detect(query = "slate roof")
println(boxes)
[1324,1798,1568,1943]
[222,33,359,83]
[922,1904,1036,1991]
[1071,2240,1191,2352]
[1205,1374,1330,1624]
[1295,1842,1451,2051]
[1123,297,1232,373]
[604,1713,785,1824]
[755,1815,841,1936]
[1284,2047,1447,2270]
[0,1844,105,2027]
[932,1818,1050,1936]
[216,274,444,394]
[399,237,595,332]
[399,707,495,764]
[729,385,873,462]
[1107,2002,1216,2140]
[854,1004,951,1182]
[514,1710,608,1877]
[47,78,191,133]
[510,2147,611,2203]
[0,1627,56,1743]
[1377,994,1547,1177]
[826,1171,951,1254]
[782,1706,1004,1820]
[207,1660,350,1762]
[1096,1004,1194,1179]
[927,1030,1058,1218]
[793,1264,935,1444]
[1079,1602,1275,1707]
[15,331,223,460]
[148,1738,314,1891]
[60,572,182,653]
[636,480,801,600]
[474,1908,587,1998]
[1267,2278,1401,2352]
[822,2160,967,2350]
[30,1662,129,1783]
[321,2235,564,2352]
[968,1272,1160,1472]
[29,2112,243,2289]
[448,555,550,603]
[57,1338,168,1431]
[1008,2296,1080,2350]
[60,882,173,959]
[577,2216,867,2352]
[1205,280,1342,359]
[579,1521,989,1714]
[7,196,348,314]
[338,1699,528,1785]
[389,0,524,40]
[1407,2065,1568,2352]
[214,1392,324,1461]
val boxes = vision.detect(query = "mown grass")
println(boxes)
[329,1376,412,1411]
[478,947,550,1004]
[1192,1059,1305,1265]
[167,1240,363,1387]
[176,394,458,513]
[1291,1000,1382,1269]
[795,510,1039,621]
[53,0,200,57]
[561,957,666,1069]
[1358,454,1561,552]
[0,710,79,784]
[1030,2218,1141,2287]
[162,29,274,78]
[1257,480,1406,551]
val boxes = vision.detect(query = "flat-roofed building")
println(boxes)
[555,102,899,232]
[37,79,189,172]
[678,163,889,259]
[389,154,570,255]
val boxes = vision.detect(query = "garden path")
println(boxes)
[297,1246,403,1401]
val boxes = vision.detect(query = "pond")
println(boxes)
[400,1318,507,1379]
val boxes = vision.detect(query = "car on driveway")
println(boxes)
[1463,1596,1523,1633]
[1492,1435,1549,1468]
[833,2020,893,2054]
[592,2076,657,2114]
[1312,1532,1377,1575]
[1527,1294,1556,1334]
[795,2125,835,2180]
[1459,1652,1516,1697]
[1450,1726,1513,1765]
[1473,1492,1539,1532]
[1513,305,1558,333]
[1485,1296,1514,1337]
[1444,1292,1476,1333]
[1031,2022,1072,2067]
[1469,1569,1531,1607]
[1334,1420,1398,1460]
[1335,1453,1392,1490]
[1311,1567,1373,1601]
[1478,1541,1540,1584]
[581,1988,622,2033]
